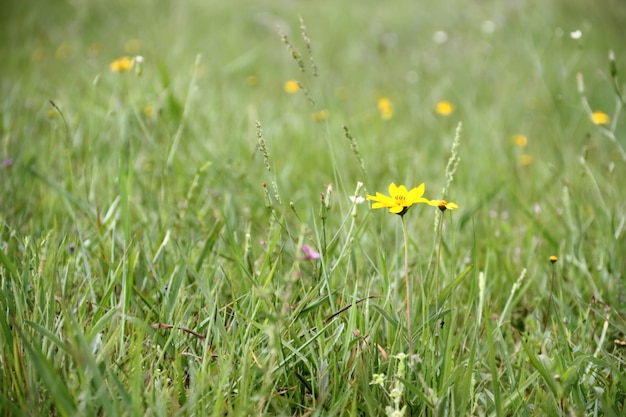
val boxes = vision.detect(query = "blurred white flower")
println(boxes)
[570,30,582,39]
[481,20,496,34]
[433,30,448,44]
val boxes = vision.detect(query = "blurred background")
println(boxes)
[1,0,626,226]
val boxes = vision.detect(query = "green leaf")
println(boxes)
[520,336,560,399]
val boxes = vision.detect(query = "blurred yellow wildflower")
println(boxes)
[32,48,46,62]
[378,97,393,120]
[312,109,328,122]
[110,56,133,72]
[284,80,300,94]
[549,255,558,263]
[511,134,528,147]
[55,43,71,60]
[436,100,453,116]
[519,154,532,166]
[427,200,459,211]
[125,39,142,53]
[366,183,428,215]
[247,75,258,86]
[144,106,154,117]
[47,109,56,118]
[591,111,609,125]
[88,42,104,58]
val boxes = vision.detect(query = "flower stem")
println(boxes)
[400,216,412,356]
[544,262,557,331]
[435,211,444,315]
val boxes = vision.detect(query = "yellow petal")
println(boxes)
[284,80,300,94]
[368,193,396,207]
[511,134,528,147]
[395,184,408,197]
[436,100,453,116]
[591,111,609,125]
[407,183,425,202]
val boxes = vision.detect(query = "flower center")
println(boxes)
[394,195,406,204]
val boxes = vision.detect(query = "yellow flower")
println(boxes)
[378,97,393,120]
[511,134,528,147]
[144,106,154,117]
[110,56,133,72]
[247,75,258,86]
[32,48,46,62]
[549,255,558,263]
[125,39,142,54]
[591,111,609,125]
[366,183,429,215]
[88,42,104,58]
[55,43,71,60]
[312,109,328,121]
[519,154,532,166]
[427,200,459,211]
[284,80,300,94]
[435,100,453,116]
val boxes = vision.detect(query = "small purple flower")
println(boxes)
[2,158,13,169]
[301,245,321,260]
[69,244,75,255]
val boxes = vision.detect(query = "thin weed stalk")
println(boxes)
[343,125,368,180]
[400,215,413,357]
[543,256,558,331]
[434,210,444,315]
[299,15,318,77]
[279,26,315,104]
[279,28,306,74]
[256,120,281,204]
[576,71,626,161]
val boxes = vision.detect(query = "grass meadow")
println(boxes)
[2,0,626,415]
